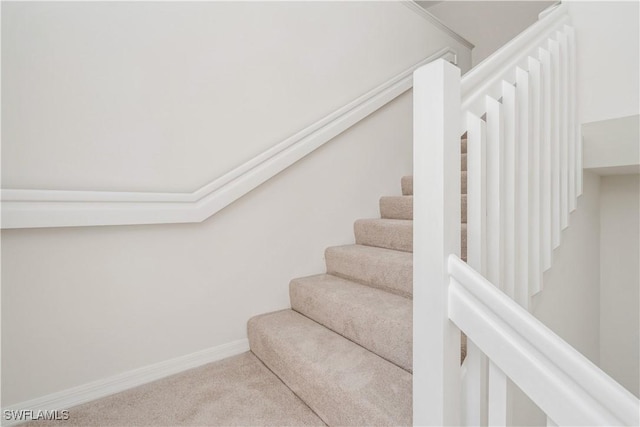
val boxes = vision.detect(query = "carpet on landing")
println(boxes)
[23,352,325,427]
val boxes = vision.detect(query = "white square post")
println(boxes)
[413,59,461,426]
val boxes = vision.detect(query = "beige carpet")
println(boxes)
[25,140,468,426]
[24,352,325,427]
[248,139,467,425]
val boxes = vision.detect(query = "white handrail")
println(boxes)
[539,2,562,20]
[448,255,640,426]
[1,48,457,229]
[462,2,566,96]
[412,2,630,425]
[460,3,569,122]
[401,1,474,50]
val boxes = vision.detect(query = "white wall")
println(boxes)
[1,2,472,407]
[567,1,640,124]
[583,115,640,174]
[534,171,602,363]
[1,92,414,406]
[512,171,602,425]
[423,1,554,66]
[600,174,640,397]
[512,171,640,422]
[1,1,470,193]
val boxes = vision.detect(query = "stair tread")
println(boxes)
[325,244,412,298]
[248,309,412,426]
[380,195,413,220]
[354,218,413,253]
[462,194,467,224]
[290,273,412,372]
[462,170,467,194]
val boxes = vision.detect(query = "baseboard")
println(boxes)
[1,339,249,427]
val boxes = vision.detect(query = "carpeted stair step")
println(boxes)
[248,310,412,426]
[354,219,413,253]
[461,171,467,194]
[462,223,467,260]
[325,244,412,297]
[402,173,466,197]
[462,194,467,224]
[461,152,467,171]
[290,274,412,371]
[401,175,413,196]
[380,196,413,220]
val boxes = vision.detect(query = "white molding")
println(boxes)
[539,1,562,20]
[448,255,640,426]
[460,3,569,122]
[400,1,475,50]
[1,339,249,427]
[1,48,456,229]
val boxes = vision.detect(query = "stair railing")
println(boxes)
[413,3,640,425]
[447,254,638,426]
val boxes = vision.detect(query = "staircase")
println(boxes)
[247,136,469,425]
[248,5,640,425]
[248,175,415,425]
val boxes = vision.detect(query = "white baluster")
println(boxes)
[485,96,503,289]
[501,81,517,299]
[539,47,553,273]
[556,30,569,229]
[488,361,508,426]
[462,341,488,426]
[527,57,543,296]
[565,25,581,200]
[466,113,487,274]
[548,38,561,249]
[564,26,577,212]
[462,112,488,427]
[515,68,531,310]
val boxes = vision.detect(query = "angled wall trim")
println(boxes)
[400,1,475,50]
[1,48,456,229]
[0,339,250,427]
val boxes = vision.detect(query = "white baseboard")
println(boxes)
[1,339,249,427]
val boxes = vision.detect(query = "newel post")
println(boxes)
[413,59,461,425]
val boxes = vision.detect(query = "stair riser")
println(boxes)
[325,246,412,298]
[354,220,412,253]
[461,171,467,194]
[401,176,413,196]
[380,194,467,223]
[401,172,466,196]
[248,311,412,426]
[290,276,412,372]
[462,194,467,224]
[380,196,413,220]
[462,223,467,259]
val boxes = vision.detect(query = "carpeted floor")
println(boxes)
[24,153,470,426]
[23,352,325,427]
